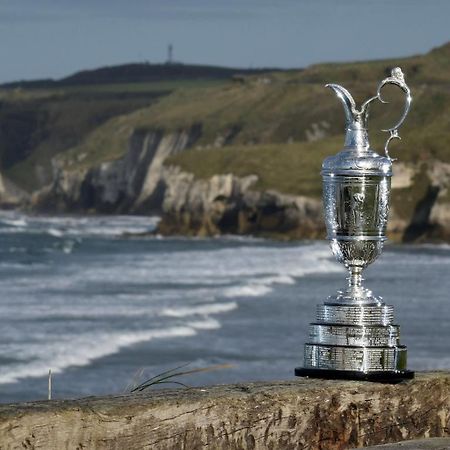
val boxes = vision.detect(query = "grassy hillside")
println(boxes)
[166,140,341,198]
[52,42,450,201]
[0,89,167,191]
[160,44,450,198]
[164,84,450,198]
[2,43,450,202]
[0,66,246,190]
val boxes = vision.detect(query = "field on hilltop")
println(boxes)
[0,63,267,191]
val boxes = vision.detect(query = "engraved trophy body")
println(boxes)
[296,68,414,381]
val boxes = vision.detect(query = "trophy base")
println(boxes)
[299,302,412,380]
[294,367,414,383]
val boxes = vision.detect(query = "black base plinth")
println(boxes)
[295,367,415,383]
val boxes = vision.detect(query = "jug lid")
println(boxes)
[322,148,392,177]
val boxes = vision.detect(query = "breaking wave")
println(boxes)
[0,212,345,388]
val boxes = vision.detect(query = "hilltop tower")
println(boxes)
[167,44,173,65]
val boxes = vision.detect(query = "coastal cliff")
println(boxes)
[32,135,450,242]
[29,125,450,242]
[158,159,450,242]
[32,126,202,213]
[1,43,450,242]
[158,167,323,238]
[0,173,29,209]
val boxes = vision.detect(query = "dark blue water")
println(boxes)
[0,212,448,403]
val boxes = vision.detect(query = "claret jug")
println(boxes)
[296,68,414,381]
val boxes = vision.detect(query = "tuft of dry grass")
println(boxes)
[129,363,234,392]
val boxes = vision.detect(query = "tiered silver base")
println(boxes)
[296,300,414,382]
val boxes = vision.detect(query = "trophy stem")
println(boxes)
[348,267,363,289]
[338,266,378,305]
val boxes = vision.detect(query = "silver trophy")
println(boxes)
[296,68,414,381]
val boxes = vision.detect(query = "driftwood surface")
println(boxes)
[0,372,448,450]
[360,437,450,449]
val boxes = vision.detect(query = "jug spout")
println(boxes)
[326,84,369,149]
[326,84,361,128]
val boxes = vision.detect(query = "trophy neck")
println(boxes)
[344,124,370,150]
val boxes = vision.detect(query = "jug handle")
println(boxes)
[361,67,412,160]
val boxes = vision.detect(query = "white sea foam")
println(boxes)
[0,212,446,395]
[0,212,159,238]
[0,320,218,385]
[212,244,341,299]
[261,274,296,285]
[0,227,28,234]
[223,284,273,298]
[0,213,349,389]
[161,302,238,318]
[0,300,239,321]
[186,318,221,330]
[47,228,64,237]
[0,218,27,227]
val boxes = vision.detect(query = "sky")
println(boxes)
[0,0,449,83]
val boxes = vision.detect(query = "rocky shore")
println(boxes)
[20,124,450,243]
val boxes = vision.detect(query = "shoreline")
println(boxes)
[2,208,450,244]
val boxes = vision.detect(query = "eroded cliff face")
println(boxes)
[29,125,450,242]
[157,166,324,239]
[31,119,327,239]
[389,161,450,242]
[0,173,29,209]
[32,125,201,213]
[157,160,450,242]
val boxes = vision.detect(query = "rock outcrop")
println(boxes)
[157,166,324,238]
[29,124,450,242]
[30,123,325,240]
[389,161,450,242]
[0,173,29,209]
[157,159,450,241]
[32,125,201,213]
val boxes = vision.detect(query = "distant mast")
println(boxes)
[167,44,173,65]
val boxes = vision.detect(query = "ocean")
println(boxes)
[0,212,448,403]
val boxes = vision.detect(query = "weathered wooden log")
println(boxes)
[361,437,450,449]
[0,372,448,450]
